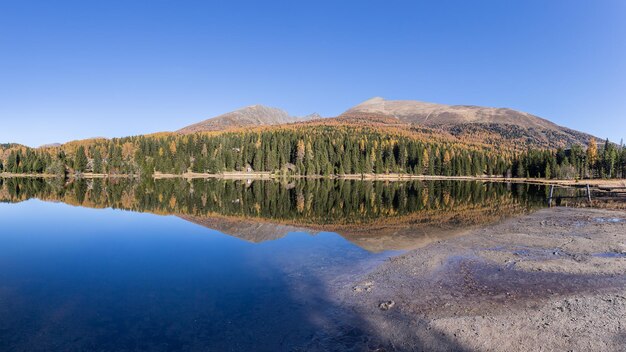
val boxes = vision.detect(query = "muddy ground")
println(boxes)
[308,207,626,352]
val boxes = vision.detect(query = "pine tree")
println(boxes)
[6,151,17,173]
[74,146,88,173]
[93,149,103,174]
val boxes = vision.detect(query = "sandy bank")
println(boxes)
[309,207,626,351]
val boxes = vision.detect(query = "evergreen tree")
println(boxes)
[92,149,103,174]
[74,146,88,173]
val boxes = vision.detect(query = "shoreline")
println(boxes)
[322,207,626,351]
[2,171,625,188]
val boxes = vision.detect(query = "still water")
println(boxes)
[0,178,551,351]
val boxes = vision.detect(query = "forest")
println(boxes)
[512,138,626,179]
[1,126,625,180]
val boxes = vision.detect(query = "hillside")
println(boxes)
[2,97,620,180]
[174,98,595,149]
[177,105,319,133]
[339,97,594,148]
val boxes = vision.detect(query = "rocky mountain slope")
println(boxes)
[177,105,319,133]
[339,97,594,147]
[175,98,594,149]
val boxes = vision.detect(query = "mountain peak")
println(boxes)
[177,105,317,134]
[340,97,594,147]
[176,97,594,148]
[243,104,269,110]
[301,112,322,120]
[344,97,441,120]
[363,96,386,103]
[343,97,540,125]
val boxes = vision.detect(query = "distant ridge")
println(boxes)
[341,97,559,129]
[1,98,596,150]
[39,143,62,148]
[173,97,595,148]
[177,105,319,133]
[338,97,594,147]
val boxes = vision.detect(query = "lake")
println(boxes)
[0,178,552,351]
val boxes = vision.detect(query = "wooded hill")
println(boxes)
[0,124,519,177]
[0,98,623,179]
[340,97,595,148]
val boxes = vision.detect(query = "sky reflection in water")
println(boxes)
[0,199,393,351]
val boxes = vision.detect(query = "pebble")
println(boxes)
[379,300,395,310]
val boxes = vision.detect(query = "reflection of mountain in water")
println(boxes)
[0,178,548,251]
[179,215,315,243]
[181,197,535,252]
[181,214,470,252]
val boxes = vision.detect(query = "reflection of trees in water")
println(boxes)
[0,177,547,225]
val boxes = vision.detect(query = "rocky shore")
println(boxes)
[309,207,626,351]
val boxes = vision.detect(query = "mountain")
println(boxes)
[177,105,319,133]
[341,97,555,128]
[175,98,594,148]
[0,143,24,149]
[39,143,62,148]
[339,97,594,148]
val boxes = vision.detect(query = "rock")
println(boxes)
[353,281,374,293]
[379,300,395,310]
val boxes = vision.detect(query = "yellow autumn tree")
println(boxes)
[422,149,430,170]
[587,137,598,173]
[296,140,305,162]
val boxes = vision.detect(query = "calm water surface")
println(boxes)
[0,178,553,351]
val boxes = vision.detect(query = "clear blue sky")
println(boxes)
[1,0,624,147]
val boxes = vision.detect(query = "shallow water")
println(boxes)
[0,178,550,351]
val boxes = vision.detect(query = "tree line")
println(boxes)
[512,138,626,179]
[1,127,624,179]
